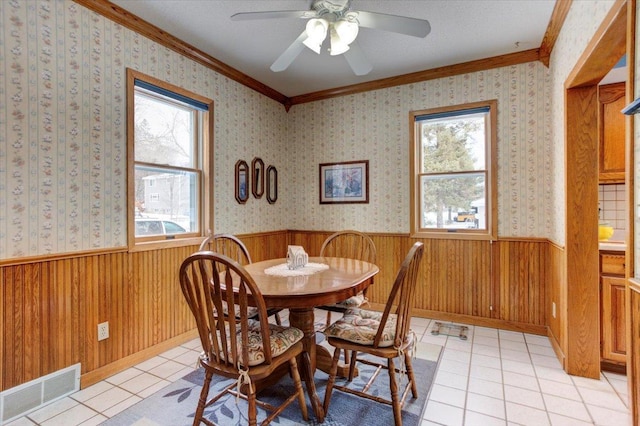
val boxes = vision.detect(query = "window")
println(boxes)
[127,69,213,245]
[410,100,497,239]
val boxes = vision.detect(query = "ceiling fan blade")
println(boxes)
[231,10,316,21]
[354,11,431,38]
[344,42,372,76]
[270,30,308,72]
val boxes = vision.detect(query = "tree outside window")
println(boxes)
[411,101,497,239]
[127,69,213,244]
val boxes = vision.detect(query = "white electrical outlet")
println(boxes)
[98,321,109,341]
[552,302,556,318]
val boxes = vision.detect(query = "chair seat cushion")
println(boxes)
[327,292,366,309]
[240,320,303,366]
[219,300,259,319]
[324,308,397,347]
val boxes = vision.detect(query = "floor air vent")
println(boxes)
[0,363,80,424]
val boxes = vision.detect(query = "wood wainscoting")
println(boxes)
[2,230,549,392]
[0,231,291,392]
[289,231,549,334]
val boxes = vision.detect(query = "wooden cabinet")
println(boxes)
[598,82,626,183]
[600,251,626,370]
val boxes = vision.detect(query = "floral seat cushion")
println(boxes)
[217,300,259,319]
[218,320,303,366]
[324,308,397,347]
[328,292,366,309]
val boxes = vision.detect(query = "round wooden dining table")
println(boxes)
[243,256,379,422]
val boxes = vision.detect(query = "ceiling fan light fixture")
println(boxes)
[303,18,328,54]
[329,27,350,56]
[334,19,358,45]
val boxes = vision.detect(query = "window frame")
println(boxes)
[409,100,497,240]
[126,69,214,249]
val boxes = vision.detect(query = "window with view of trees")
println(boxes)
[410,101,497,239]
[127,69,213,244]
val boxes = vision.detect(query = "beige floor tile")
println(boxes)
[83,386,135,412]
[6,315,630,426]
[39,404,99,426]
[464,410,506,426]
[586,403,632,425]
[468,377,504,399]
[148,360,187,379]
[434,370,469,391]
[137,379,171,399]
[473,335,499,347]
[469,364,502,384]
[578,386,629,412]
[429,384,467,408]
[135,356,167,372]
[499,339,528,352]
[5,416,38,425]
[438,358,470,375]
[504,384,545,410]
[542,394,591,422]
[102,395,143,418]
[498,330,525,343]
[527,343,556,357]
[470,353,501,370]
[69,381,114,403]
[26,397,79,424]
[524,334,552,346]
[159,345,190,359]
[423,400,464,426]
[414,341,442,362]
[119,372,165,395]
[503,371,540,391]
[501,359,535,376]
[474,326,498,338]
[547,412,595,426]
[105,367,144,386]
[465,393,505,419]
[505,401,550,426]
[538,378,582,401]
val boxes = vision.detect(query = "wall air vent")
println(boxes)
[0,363,80,424]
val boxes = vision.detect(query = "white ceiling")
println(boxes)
[109,0,557,97]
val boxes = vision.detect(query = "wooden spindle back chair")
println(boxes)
[179,251,313,426]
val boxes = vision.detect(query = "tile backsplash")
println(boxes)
[599,184,626,230]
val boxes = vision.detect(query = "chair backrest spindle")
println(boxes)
[199,233,252,265]
[373,242,424,348]
[179,251,273,370]
[319,230,377,264]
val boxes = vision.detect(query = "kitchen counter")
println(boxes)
[599,241,626,252]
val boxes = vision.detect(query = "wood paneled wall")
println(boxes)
[1,230,549,392]
[547,242,567,368]
[289,231,549,333]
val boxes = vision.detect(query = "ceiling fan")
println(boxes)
[231,0,431,76]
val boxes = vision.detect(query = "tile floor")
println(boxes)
[4,311,631,426]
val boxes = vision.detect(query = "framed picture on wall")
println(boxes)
[235,160,249,204]
[319,160,369,204]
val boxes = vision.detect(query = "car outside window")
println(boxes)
[127,69,213,246]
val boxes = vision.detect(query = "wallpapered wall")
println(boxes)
[287,65,553,237]
[0,0,619,260]
[548,0,618,245]
[0,0,289,259]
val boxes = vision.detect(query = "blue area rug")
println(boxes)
[103,355,437,425]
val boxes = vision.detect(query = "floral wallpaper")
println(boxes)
[0,0,621,260]
[287,64,553,237]
[0,0,289,259]
[548,0,618,245]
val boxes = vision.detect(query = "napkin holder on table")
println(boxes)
[286,245,308,270]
